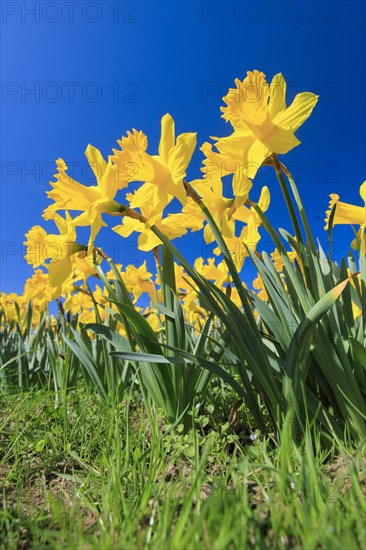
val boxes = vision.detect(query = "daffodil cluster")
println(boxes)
[3,69,363,333]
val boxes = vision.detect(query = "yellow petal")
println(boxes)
[138,230,161,251]
[232,205,252,224]
[176,200,205,232]
[132,182,171,218]
[201,142,239,177]
[260,124,300,154]
[269,73,286,118]
[43,159,102,219]
[48,256,74,288]
[190,178,215,201]
[158,114,175,164]
[71,211,94,227]
[274,92,318,131]
[128,182,161,212]
[258,186,270,213]
[44,234,70,261]
[164,179,187,208]
[210,175,224,197]
[351,224,366,254]
[232,167,252,199]
[203,223,214,244]
[168,132,197,183]
[53,212,73,235]
[245,140,271,179]
[85,144,107,181]
[115,129,148,154]
[112,216,143,238]
[99,159,121,199]
[88,216,107,252]
[73,253,99,282]
[161,215,188,239]
[112,130,149,186]
[215,130,254,158]
[241,215,261,249]
[221,212,235,238]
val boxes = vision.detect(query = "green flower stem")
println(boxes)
[271,154,303,246]
[151,247,166,330]
[114,190,264,341]
[114,195,258,335]
[183,181,259,334]
[91,249,138,353]
[152,246,163,289]
[276,161,322,298]
[279,161,317,254]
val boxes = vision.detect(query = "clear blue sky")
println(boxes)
[1,0,365,294]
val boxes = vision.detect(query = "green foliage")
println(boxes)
[125,166,366,443]
[0,304,80,395]
[1,164,365,446]
[1,390,365,549]
[94,252,228,431]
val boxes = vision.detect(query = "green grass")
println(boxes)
[1,388,365,549]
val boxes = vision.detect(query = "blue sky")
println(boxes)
[1,0,365,295]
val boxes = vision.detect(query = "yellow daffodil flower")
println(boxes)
[64,284,112,325]
[64,290,95,325]
[173,169,252,244]
[121,262,155,303]
[171,263,205,327]
[24,213,84,290]
[183,294,207,329]
[185,177,234,244]
[214,214,262,272]
[210,186,270,271]
[112,192,187,251]
[141,307,164,333]
[174,264,197,299]
[202,70,318,180]
[104,263,123,282]
[232,185,270,225]
[112,114,196,217]
[43,146,123,250]
[200,141,240,178]
[23,270,55,309]
[70,252,101,286]
[113,213,187,252]
[194,258,231,290]
[1,271,57,325]
[0,292,27,323]
[271,246,300,273]
[252,274,268,301]
[325,181,366,253]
